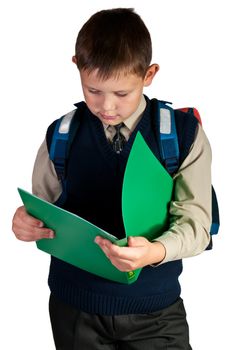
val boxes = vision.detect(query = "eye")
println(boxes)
[115,92,128,97]
[88,89,101,95]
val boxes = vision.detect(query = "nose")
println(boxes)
[102,95,116,113]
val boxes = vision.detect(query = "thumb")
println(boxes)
[128,236,147,247]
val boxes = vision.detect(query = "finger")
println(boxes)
[20,206,44,227]
[109,256,138,272]
[128,236,148,247]
[94,236,114,251]
[103,242,141,262]
[14,226,54,242]
[95,237,126,257]
[95,237,113,258]
[95,237,144,262]
[95,237,140,271]
[13,206,44,228]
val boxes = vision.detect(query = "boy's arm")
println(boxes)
[12,139,60,242]
[95,124,212,270]
[155,124,212,263]
[32,140,62,202]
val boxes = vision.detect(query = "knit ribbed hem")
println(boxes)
[48,277,181,315]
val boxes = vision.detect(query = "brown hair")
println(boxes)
[74,8,152,79]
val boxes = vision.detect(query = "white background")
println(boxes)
[0,0,231,349]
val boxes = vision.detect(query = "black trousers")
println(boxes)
[49,294,192,350]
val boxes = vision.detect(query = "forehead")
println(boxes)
[79,68,143,90]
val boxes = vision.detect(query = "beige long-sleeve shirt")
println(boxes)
[32,97,211,264]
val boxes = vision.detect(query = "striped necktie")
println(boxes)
[112,123,126,154]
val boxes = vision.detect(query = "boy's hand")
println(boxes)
[12,206,54,242]
[95,236,166,272]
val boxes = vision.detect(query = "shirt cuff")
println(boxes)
[153,232,180,264]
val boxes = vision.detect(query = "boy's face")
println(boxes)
[78,66,158,125]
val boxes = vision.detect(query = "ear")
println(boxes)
[72,55,77,65]
[143,64,160,87]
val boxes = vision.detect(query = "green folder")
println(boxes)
[18,132,173,284]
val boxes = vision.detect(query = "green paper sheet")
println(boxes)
[18,188,133,284]
[18,132,173,284]
[122,131,173,240]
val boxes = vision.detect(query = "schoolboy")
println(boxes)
[12,8,212,349]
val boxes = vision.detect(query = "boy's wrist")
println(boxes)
[150,241,166,266]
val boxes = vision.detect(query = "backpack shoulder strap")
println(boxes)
[49,102,84,205]
[156,100,180,174]
[49,109,78,178]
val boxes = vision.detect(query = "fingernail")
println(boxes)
[49,231,54,239]
[38,221,44,228]
[94,237,100,244]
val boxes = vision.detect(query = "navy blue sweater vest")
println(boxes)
[46,97,198,315]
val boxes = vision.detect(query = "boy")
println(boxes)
[12,8,211,349]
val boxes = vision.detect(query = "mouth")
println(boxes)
[100,113,119,121]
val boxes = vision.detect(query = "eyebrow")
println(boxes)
[86,86,130,94]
